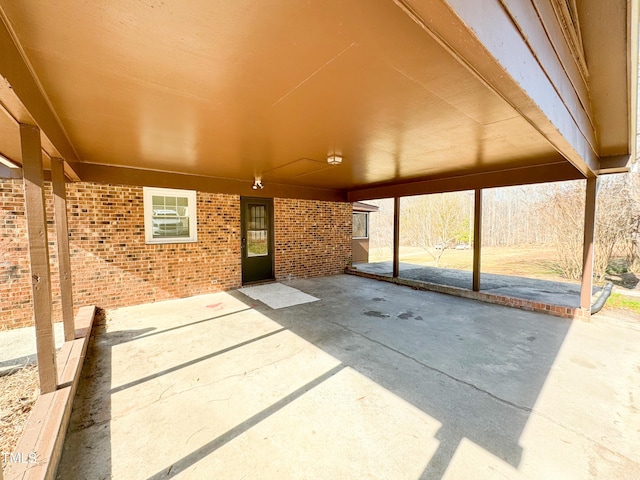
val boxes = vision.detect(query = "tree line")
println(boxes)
[366,173,640,279]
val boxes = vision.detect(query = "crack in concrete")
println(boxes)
[155,348,307,405]
[325,318,533,413]
[324,317,638,463]
[72,346,308,434]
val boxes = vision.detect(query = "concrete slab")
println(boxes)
[353,261,599,307]
[0,322,65,376]
[57,275,640,479]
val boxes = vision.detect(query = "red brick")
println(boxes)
[1,181,352,329]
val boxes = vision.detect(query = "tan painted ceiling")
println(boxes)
[0,0,584,191]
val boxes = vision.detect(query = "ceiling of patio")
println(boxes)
[0,1,588,191]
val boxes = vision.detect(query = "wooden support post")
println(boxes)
[472,189,482,291]
[580,176,598,310]
[393,197,400,278]
[51,158,75,341]
[21,123,57,394]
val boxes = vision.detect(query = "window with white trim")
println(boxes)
[143,187,197,244]
[352,212,369,239]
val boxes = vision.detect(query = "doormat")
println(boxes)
[238,283,320,309]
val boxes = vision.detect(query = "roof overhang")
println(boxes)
[0,1,636,197]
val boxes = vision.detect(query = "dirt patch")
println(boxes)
[0,365,39,460]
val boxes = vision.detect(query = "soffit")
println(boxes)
[0,0,563,190]
[577,0,633,157]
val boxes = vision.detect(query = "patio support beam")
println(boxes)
[347,161,582,202]
[393,197,400,278]
[473,189,482,291]
[51,157,74,341]
[21,123,57,394]
[580,176,598,310]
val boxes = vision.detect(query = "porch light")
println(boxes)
[252,179,264,190]
[327,154,342,165]
[0,154,19,168]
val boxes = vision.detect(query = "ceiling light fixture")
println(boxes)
[327,154,342,165]
[0,154,19,169]
[252,179,264,190]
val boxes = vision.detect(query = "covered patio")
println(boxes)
[58,275,640,479]
[0,1,638,478]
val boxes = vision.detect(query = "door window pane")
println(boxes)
[247,204,268,257]
[247,230,268,257]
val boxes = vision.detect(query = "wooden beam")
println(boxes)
[348,161,582,202]
[598,154,631,174]
[580,176,598,310]
[68,162,347,202]
[51,158,74,341]
[473,189,482,292]
[393,197,400,278]
[21,123,57,394]
[4,306,95,480]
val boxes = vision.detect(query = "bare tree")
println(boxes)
[361,173,640,280]
[400,192,470,267]
[541,174,640,280]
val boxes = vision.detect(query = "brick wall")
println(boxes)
[1,180,352,329]
[66,184,242,312]
[274,198,352,280]
[1,180,32,329]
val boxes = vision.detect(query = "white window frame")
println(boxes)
[352,212,369,239]
[143,187,197,244]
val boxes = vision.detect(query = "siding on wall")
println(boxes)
[1,181,352,329]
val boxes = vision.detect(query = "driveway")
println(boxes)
[58,274,640,479]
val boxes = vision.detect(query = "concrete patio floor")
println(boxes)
[353,261,598,308]
[0,322,64,376]
[57,274,640,479]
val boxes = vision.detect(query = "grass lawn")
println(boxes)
[605,293,640,315]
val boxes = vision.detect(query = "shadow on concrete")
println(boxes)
[110,328,285,395]
[58,305,272,479]
[354,260,600,308]
[58,275,573,479]
[146,364,347,480]
[260,276,572,478]
[57,310,154,480]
